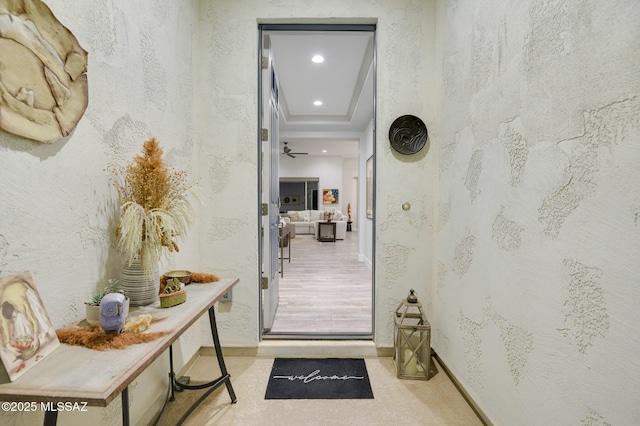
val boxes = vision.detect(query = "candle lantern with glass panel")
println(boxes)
[393,289,431,380]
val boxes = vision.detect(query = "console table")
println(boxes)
[0,279,239,425]
[279,222,293,277]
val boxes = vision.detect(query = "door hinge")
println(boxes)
[261,55,269,70]
[261,128,268,141]
[261,203,268,216]
[262,276,269,289]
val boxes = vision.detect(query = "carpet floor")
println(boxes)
[157,355,483,425]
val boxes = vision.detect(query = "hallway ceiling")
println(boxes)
[268,31,374,159]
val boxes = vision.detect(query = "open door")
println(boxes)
[259,23,376,338]
[260,33,280,332]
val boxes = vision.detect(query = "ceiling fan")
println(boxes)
[282,142,308,158]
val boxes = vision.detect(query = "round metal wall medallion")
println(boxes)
[388,115,428,155]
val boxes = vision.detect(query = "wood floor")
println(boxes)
[268,230,373,336]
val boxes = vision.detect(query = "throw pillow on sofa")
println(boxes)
[309,210,322,221]
[288,212,299,222]
[298,210,310,221]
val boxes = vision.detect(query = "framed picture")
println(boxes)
[0,271,60,381]
[366,156,373,219]
[323,189,339,205]
[280,195,300,206]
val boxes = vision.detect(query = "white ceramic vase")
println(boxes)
[119,260,160,306]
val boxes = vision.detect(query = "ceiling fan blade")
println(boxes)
[283,142,307,157]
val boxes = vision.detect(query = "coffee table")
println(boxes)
[317,221,337,242]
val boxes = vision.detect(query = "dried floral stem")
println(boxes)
[111,138,197,275]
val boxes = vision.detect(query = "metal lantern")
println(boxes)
[394,289,431,380]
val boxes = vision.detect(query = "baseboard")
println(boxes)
[260,340,379,357]
[200,342,389,358]
[356,254,372,270]
[210,346,259,357]
[137,353,199,426]
[433,352,492,426]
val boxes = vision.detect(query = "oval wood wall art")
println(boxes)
[0,0,88,143]
[388,115,428,155]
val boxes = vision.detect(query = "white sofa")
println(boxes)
[286,210,347,239]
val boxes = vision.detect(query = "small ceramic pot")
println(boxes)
[160,289,187,308]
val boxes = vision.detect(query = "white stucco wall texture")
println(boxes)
[0,0,436,422]
[0,1,200,424]
[435,0,640,424]
[197,0,436,349]
[2,0,637,424]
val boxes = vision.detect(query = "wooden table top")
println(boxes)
[0,279,239,406]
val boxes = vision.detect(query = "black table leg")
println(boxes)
[154,305,237,425]
[168,346,177,402]
[43,410,57,426]
[207,306,237,403]
[122,386,130,426]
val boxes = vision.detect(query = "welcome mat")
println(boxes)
[265,358,374,399]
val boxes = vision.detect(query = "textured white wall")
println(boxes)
[0,1,199,424]
[434,0,640,424]
[197,0,437,348]
[280,155,345,212]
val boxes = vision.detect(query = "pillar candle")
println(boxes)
[405,349,418,374]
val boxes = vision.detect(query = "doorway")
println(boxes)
[258,24,376,339]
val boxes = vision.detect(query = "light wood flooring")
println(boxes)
[267,230,373,336]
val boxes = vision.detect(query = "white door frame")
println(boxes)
[259,33,280,332]
[258,23,377,339]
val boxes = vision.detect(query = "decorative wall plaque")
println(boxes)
[0,0,89,143]
[388,115,428,155]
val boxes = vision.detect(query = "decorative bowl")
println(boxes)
[164,270,192,284]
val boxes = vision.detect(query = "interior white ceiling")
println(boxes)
[268,30,374,159]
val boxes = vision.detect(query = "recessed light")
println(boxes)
[322,149,327,153]
[313,100,323,106]
[312,55,324,63]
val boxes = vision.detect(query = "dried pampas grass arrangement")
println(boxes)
[111,138,198,275]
